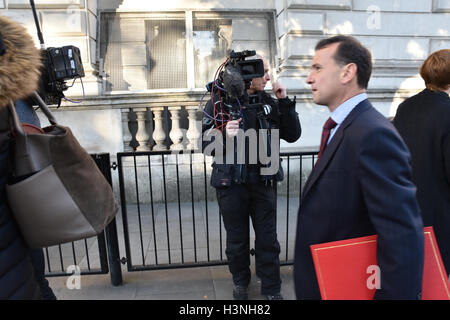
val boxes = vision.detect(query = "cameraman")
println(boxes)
[202,54,301,300]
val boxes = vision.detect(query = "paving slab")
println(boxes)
[47,265,296,300]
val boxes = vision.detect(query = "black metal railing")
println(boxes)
[117,150,318,272]
[44,153,122,286]
[44,150,318,283]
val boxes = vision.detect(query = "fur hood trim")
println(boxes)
[0,15,42,108]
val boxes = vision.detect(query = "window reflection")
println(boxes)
[146,19,187,89]
[193,19,232,89]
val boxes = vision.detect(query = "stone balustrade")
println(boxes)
[121,100,203,153]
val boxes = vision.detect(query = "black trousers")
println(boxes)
[216,181,281,295]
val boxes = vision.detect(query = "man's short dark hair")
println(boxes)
[315,35,372,89]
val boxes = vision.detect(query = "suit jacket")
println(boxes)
[393,89,450,273]
[294,99,424,300]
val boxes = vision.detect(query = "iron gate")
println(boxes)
[43,150,317,282]
[44,153,122,286]
[116,150,318,272]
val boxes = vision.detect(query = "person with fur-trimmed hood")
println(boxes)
[0,15,43,300]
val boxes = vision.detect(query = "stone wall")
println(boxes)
[3,0,448,150]
[1,0,448,203]
[275,0,450,148]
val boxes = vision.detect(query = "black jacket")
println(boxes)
[0,106,41,300]
[202,90,301,187]
[393,89,450,273]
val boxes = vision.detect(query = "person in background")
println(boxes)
[393,49,450,276]
[202,54,301,300]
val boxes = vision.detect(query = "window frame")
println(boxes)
[97,9,277,95]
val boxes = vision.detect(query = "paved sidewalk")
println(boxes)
[44,195,299,300]
[47,264,296,300]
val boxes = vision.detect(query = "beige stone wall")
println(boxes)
[1,0,449,151]
[2,0,447,202]
[98,0,275,11]
[275,0,450,148]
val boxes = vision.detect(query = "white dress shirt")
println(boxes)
[328,93,368,144]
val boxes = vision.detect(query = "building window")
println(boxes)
[193,18,232,89]
[146,19,187,89]
[99,11,274,93]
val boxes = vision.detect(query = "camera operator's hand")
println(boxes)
[272,82,287,99]
[226,118,242,138]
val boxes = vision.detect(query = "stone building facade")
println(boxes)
[1,0,449,201]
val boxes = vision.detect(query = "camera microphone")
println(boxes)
[222,65,245,99]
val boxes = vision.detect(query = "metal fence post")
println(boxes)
[92,153,123,286]
[105,218,123,286]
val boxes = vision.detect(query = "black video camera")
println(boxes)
[208,50,270,121]
[206,50,264,96]
[38,46,85,106]
[204,50,274,184]
[227,50,265,82]
[29,0,85,107]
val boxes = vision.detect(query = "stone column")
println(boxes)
[121,108,133,152]
[168,106,184,151]
[134,107,150,151]
[152,107,167,151]
[186,105,201,151]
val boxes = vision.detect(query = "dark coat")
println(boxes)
[294,99,424,300]
[0,15,43,300]
[202,91,301,186]
[0,106,41,300]
[393,89,450,273]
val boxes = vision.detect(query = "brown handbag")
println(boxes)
[6,93,118,248]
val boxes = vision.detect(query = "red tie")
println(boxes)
[317,117,337,161]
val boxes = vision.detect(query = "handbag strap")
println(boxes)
[7,93,59,177]
[8,99,26,137]
[31,92,57,126]
[7,92,57,136]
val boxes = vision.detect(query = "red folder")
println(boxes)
[310,226,450,300]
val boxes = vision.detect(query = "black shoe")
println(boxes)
[266,293,284,300]
[233,286,248,300]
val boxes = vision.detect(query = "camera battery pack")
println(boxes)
[46,46,85,81]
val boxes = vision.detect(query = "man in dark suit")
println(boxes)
[393,49,450,275]
[294,35,425,300]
